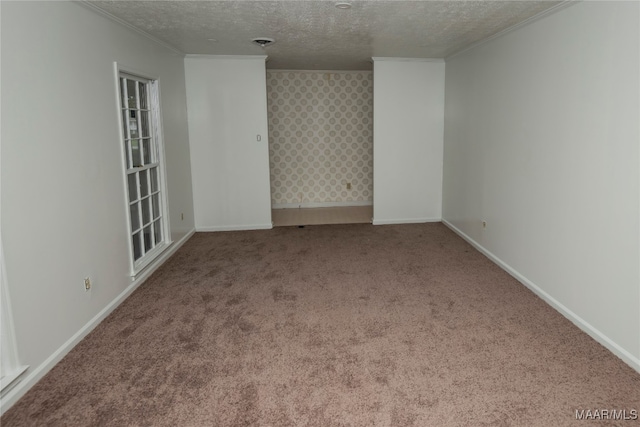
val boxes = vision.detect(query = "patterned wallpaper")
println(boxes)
[266,71,373,207]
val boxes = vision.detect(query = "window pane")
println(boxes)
[127,80,137,108]
[130,202,140,232]
[143,225,153,252]
[153,219,162,245]
[129,111,138,138]
[122,110,129,139]
[131,139,141,167]
[124,141,131,170]
[132,232,142,261]
[139,170,149,198]
[120,78,128,109]
[142,197,151,225]
[127,174,137,202]
[150,167,159,192]
[152,193,160,219]
[139,82,147,109]
[142,138,152,165]
[141,112,150,137]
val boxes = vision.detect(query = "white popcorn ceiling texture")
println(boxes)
[88,1,564,70]
[267,71,373,206]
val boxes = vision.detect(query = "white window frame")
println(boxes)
[115,64,172,277]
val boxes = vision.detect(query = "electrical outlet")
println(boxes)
[346,182,352,190]
[84,277,91,291]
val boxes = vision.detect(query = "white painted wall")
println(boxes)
[443,2,640,370]
[1,1,195,410]
[372,59,445,225]
[185,56,272,231]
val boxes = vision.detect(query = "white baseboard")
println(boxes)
[0,229,196,414]
[196,223,273,232]
[442,219,640,374]
[372,217,441,225]
[272,201,373,209]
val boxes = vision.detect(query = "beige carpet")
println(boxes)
[2,223,639,426]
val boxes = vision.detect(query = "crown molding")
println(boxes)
[445,0,579,61]
[75,1,184,56]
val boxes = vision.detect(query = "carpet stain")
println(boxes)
[29,390,78,420]
[205,267,221,278]
[272,288,297,302]
[201,292,216,303]
[391,407,418,426]
[118,324,138,339]
[225,294,247,306]
[237,319,257,333]
[364,321,391,339]
[232,383,260,426]
[220,279,235,288]
[263,271,280,280]
[374,375,389,385]
[342,372,362,389]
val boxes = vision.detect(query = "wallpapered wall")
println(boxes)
[266,71,373,207]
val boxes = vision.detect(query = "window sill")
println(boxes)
[1,365,28,396]
[130,240,173,280]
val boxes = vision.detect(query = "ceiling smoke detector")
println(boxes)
[252,37,275,48]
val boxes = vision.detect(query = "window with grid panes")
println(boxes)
[119,72,168,274]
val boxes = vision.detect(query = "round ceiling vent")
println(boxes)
[252,37,275,48]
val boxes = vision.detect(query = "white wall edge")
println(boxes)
[372,217,441,225]
[196,224,273,232]
[185,54,268,61]
[0,229,196,415]
[441,219,640,374]
[272,201,373,209]
[445,0,578,61]
[75,1,184,56]
[371,57,444,63]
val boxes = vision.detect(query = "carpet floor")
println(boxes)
[2,223,639,426]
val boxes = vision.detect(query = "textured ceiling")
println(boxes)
[87,0,566,70]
